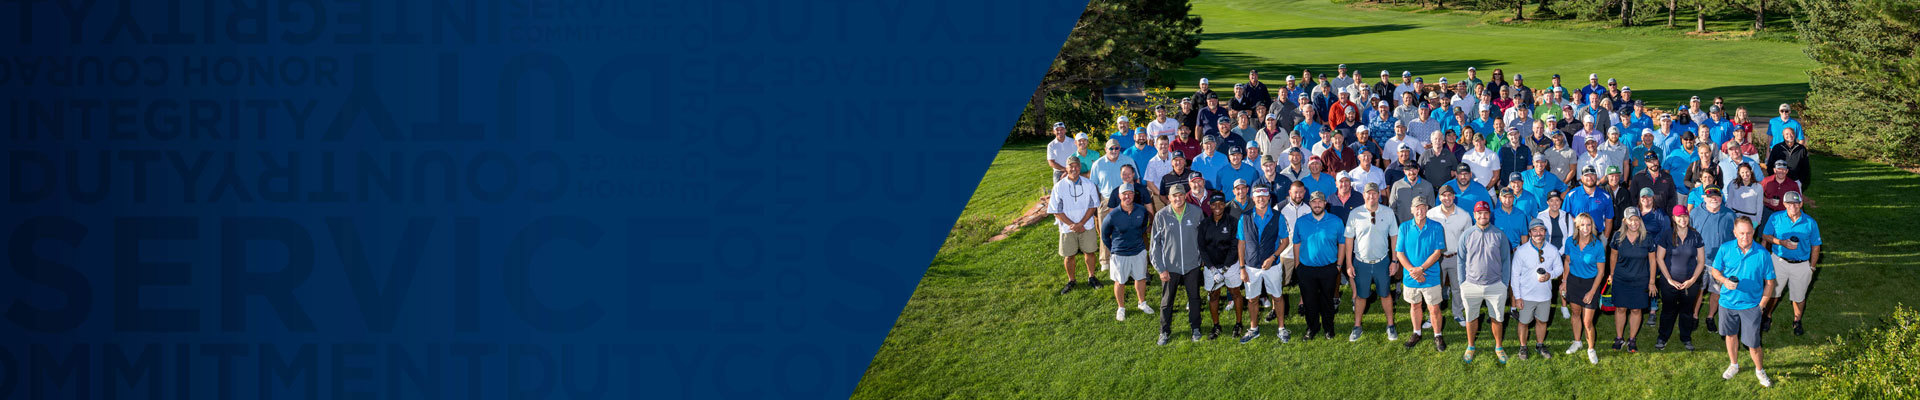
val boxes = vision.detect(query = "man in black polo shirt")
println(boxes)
[1421,130,1463,191]
[1246,70,1274,108]
[1159,151,1201,205]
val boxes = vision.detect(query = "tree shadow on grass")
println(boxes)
[1633,83,1810,117]
[1174,48,1501,88]
[1199,24,1420,41]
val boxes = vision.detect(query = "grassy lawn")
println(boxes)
[856,1,1914,397]
[1169,0,1815,118]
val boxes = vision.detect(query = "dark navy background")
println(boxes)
[1,0,1084,398]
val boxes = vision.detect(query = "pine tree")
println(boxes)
[1797,0,1920,165]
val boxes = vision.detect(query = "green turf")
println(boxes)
[855,1,1902,397]
[1169,0,1815,118]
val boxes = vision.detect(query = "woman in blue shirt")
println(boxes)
[1562,213,1609,364]
[1608,208,1658,353]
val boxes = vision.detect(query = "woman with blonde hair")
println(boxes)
[1562,213,1609,364]
[1608,207,1659,353]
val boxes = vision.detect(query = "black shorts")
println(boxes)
[1566,274,1602,309]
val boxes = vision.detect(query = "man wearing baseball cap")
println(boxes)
[1111,115,1136,147]
[1199,94,1231,139]
[1565,166,1616,235]
[1767,104,1803,148]
[1512,218,1564,360]
[1629,150,1679,216]
[1104,184,1156,323]
[1192,134,1228,183]
[1239,185,1294,344]
[1049,158,1104,295]
[1293,190,1348,340]
[1690,186,1737,331]
[1445,163,1493,212]
[1345,182,1401,341]
[1216,145,1261,195]
[1458,200,1513,363]
[1761,191,1820,337]
[1398,195,1450,350]
[1190,77,1216,110]
[1706,217,1776,387]
[1150,183,1204,343]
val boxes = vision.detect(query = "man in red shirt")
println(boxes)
[1319,132,1358,173]
[1761,160,1800,227]
[1171,125,1202,162]
[1329,89,1359,127]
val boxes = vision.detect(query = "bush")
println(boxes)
[1810,305,1920,397]
[1797,0,1920,166]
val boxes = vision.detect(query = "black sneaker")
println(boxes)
[1087,277,1104,288]
[1435,335,1447,351]
[1627,339,1638,353]
[1517,347,1529,361]
[1612,338,1623,350]
[1404,334,1423,349]
[1793,320,1805,336]
[1232,323,1245,337]
[1059,281,1076,295]
[1158,333,1171,345]
[1266,310,1278,322]
[1192,328,1203,342]
[1535,344,1553,359]
[1303,330,1319,341]
[1761,316,1773,332]
[1683,340,1695,351]
[1209,325,1222,340]
[1324,330,1338,340]
[1655,340,1668,350]
[1705,316,1717,332]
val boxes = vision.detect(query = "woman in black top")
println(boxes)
[1654,205,1706,350]
[1608,208,1658,353]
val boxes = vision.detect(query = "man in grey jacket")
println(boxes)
[1153,183,1208,345]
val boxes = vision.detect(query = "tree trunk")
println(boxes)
[1696,4,1705,32]
[1753,0,1766,31]
[1620,0,1633,27]
[1666,0,1676,28]
[1516,2,1526,20]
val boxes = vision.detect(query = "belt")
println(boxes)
[1781,258,1809,264]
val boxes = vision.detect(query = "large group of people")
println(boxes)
[1045,66,1821,387]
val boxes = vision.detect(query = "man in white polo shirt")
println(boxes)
[1049,159,1103,295]
[1148,104,1180,141]
[1046,122,1075,182]
[1345,183,1400,341]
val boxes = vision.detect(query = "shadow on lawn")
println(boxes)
[1180,49,1502,86]
[1632,83,1809,118]
[1199,24,1419,41]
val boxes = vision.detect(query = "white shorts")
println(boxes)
[1109,253,1148,282]
[1205,263,1245,291]
[1244,267,1286,299]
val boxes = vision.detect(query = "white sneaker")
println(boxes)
[1560,306,1571,319]
[1755,369,1772,387]
[1565,340,1583,354]
[1262,298,1272,307]
[1137,301,1156,314]
[1722,363,1740,380]
[1115,307,1126,321]
[1422,321,1432,330]
[1586,349,1598,364]
[1386,326,1400,341]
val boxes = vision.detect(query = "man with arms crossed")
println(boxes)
[1708,217,1776,387]
[1201,193,1246,339]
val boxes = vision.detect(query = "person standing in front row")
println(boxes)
[1398,197,1449,351]
[1240,186,1294,344]
[1511,220,1563,361]
[1655,204,1706,351]
[1761,191,1820,337]
[1563,213,1608,364]
[1458,201,1513,364]
[1050,159,1103,295]
[1344,183,1401,342]
[1150,184,1205,344]
[1708,217,1776,388]
[1200,193,1246,340]
[1293,191,1348,340]
[1103,184,1156,323]
[1608,207,1657,353]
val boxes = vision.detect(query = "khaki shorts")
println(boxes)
[1460,282,1509,323]
[1058,229,1099,257]
[1403,285,1444,305]
[1517,300,1552,324]
[1095,207,1112,266]
[1772,255,1813,303]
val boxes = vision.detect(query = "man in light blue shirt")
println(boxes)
[1214,146,1260,194]
[1191,134,1228,183]
[1768,104,1803,147]
[1760,191,1820,337]
[1293,191,1348,340]
[1708,217,1776,387]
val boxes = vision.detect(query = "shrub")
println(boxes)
[1810,305,1920,397]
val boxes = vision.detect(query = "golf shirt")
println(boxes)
[1521,169,1566,205]
[1493,204,1534,249]
[1191,152,1228,182]
[1147,118,1179,141]
[1102,205,1150,256]
[1563,237,1607,279]
[1462,149,1501,187]
[1690,205,1737,260]
[1764,212,1821,262]
[1214,162,1261,194]
[1299,173,1338,200]
[1510,242,1564,302]
[1443,179,1492,211]
[1048,177,1101,232]
[1124,144,1157,173]
[1459,225,1512,285]
[1768,117,1803,147]
[1564,186,1614,228]
[1089,155,1135,201]
[1239,209,1285,267]
[1345,204,1400,263]
[1292,212,1346,267]
[1397,219,1447,288]
[1046,138,1076,173]
[1712,242,1775,310]
[1292,121,1325,151]
[1659,228,1705,279]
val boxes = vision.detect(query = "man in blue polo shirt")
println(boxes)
[1111,115,1135,147]
[1191,134,1228,182]
[1521,156,1566,208]
[1690,187,1737,331]
[1397,197,1449,351]
[1708,217,1776,388]
[1565,166,1616,234]
[1215,146,1261,195]
[1293,191,1348,340]
[1444,164,1492,211]
[1768,104,1803,147]
[1493,184,1534,249]
[1761,191,1820,337]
